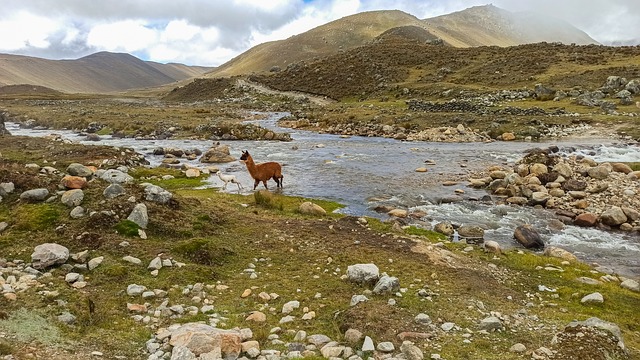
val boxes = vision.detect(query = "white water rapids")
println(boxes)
[6,113,640,278]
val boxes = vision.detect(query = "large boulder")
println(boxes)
[99,169,133,184]
[563,179,587,191]
[458,225,485,243]
[143,184,172,204]
[127,203,149,229]
[31,243,69,269]
[373,275,400,294]
[611,163,633,174]
[552,163,573,178]
[544,246,577,261]
[61,189,84,207]
[513,224,544,249]
[20,188,49,202]
[600,207,627,226]
[574,213,598,227]
[434,222,454,236]
[199,144,235,163]
[66,163,94,177]
[299,202,327,216]
[346,264,379,285]
[169,323,242,358]
[587,166,610,180]
[103,183,126,199]
[60,175,87,189]
[0,182,15,197]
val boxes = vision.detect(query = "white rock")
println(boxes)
[362,336,375,351]
[581,292,604,304]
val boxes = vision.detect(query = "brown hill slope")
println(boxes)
[0,52,212,93]
[424,4,597,47]
[207,5,598,78]
[207,10,424,78]
[249,37,640,101]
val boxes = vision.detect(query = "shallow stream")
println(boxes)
[7,113,640,277]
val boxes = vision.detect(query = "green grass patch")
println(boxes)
[95,127,113,135]
[403,225,447,241]
[627,162,640,171]
[172,237,237,266]
[12,204,60,231]
[254,190,284,210]
[130,167,210,190]
[114,219,140,237]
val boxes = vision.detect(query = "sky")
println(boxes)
[0,0,639,67]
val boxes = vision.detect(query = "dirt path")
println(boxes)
[236,79,336,105]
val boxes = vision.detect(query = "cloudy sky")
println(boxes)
[1,0,638,67]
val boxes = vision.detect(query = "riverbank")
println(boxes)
[0,133,639,360]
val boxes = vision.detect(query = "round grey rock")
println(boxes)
[66,163,94,177]
[20,188,49,202]
[31,243,70,269]
[61,189,84,207]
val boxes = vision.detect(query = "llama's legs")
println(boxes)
[253,179,259,190]
[262,180,268,189]
[222,181,227,190]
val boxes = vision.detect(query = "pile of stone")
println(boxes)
[469,146,640,231]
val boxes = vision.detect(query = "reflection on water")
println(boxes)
[6,114,640,277]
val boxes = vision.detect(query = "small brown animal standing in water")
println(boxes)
[239,150,283,190]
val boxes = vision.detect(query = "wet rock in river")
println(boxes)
[574,213,598,227]
[514,224,544,249]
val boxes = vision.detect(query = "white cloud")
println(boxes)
[162,20,201,42]
[1,0,639,65]
[87,20,157,52]
[0,11,61,50]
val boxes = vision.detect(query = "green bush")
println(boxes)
[254,190,283,211]
[173,238,235,266]
[114,220,140,237]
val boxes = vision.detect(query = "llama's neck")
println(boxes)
[244,156,259,178]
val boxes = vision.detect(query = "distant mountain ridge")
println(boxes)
[206,4,598,78]
[0,51,212,94]
[424,5,597,47]
[0,4,599,93]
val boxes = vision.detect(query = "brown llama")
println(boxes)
[239,150,283,190]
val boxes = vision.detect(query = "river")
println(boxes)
[6,113,640,278]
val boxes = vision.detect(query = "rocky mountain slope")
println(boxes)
[206,5,598,77]
[0,52,212,94]
[424,4,597,47]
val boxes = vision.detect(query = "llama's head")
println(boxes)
[240,150,250,161]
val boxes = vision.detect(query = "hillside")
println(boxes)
[249,39,640,101]
[423,4,597,47]
[207,10,426,78]
[0,52,212,94]
[206,5,598,78]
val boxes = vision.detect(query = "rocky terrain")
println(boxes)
[470,146,640,233]
[0,115,639,360]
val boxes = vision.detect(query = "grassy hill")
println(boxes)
[206,5,598,78]
[0,52,212,94]
[423,4,597,47]
[207,10,424,78]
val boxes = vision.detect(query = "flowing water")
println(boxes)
[6,113,640,278]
